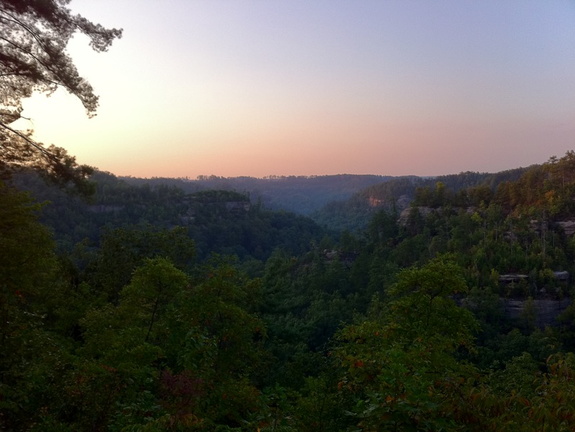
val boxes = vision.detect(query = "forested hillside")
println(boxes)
[5,152,575,431]
[6,2,575,430]
[122,174,391,216]
[313,167,528,232]
[12,171,326,263]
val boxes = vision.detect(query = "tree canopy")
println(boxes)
[0,0,121,188]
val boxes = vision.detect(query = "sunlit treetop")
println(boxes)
[0,0,122,190]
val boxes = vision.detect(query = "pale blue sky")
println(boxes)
[18,0,575,177]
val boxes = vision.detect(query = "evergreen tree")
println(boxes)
[0,0,121,188]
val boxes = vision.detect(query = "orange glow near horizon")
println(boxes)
[13,0,575,179]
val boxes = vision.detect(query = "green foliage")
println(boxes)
[0,182,61,430]
[334,257,479,431]
[83,225,195,303]
[0,182,55,301]
[456,353,575,431]
[15,171,326,264]
[7,152,575,430]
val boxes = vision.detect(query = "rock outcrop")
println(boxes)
[556,220,575,236]
[503,298,572,327]
[398,206,435,225]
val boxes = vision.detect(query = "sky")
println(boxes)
[15,0,575,178]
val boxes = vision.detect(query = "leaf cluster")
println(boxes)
[0,0,121,189]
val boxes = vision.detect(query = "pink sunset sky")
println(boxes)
[15,0,575,178]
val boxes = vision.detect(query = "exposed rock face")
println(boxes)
[556,220,575,236]
[503,298,572,327]
[398,206,434,225]
[225,201,251,213]
[87,204,124,213]
[368,194,411,210]
[499,274,528,283]
[368,196,385,207]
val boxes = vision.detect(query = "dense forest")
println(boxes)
[4,2,575,431]
[121,174,391,216]
[4,151,575,431]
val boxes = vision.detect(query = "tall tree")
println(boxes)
[0,181,63,430]
[334,256,479,431]
[0,0,121,188]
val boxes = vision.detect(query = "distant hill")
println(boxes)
[10,171,326,261]
[120,169,533,232]
[312,168,530,232]
[11,162,545,245]
[121,174,392,215]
